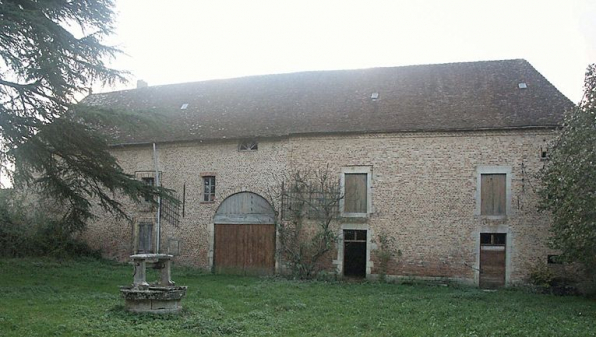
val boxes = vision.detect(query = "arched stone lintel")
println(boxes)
[214,192,275,225]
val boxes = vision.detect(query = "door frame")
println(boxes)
[473,226,512,287]
[334,223,372,278]
[343,229,368,278]
[209,191,277,273]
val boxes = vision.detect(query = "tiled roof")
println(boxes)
[83,59,574,145]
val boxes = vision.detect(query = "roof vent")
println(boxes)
[371,92,379,100]
[180,103,189,110]
[137,80,148,89]
[518,82,527,89]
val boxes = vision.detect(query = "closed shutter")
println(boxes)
[481,174,506,215]
[138,222,153,253]
[345,173,367,213]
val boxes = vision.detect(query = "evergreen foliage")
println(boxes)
[539,64,596,270]
[0,0,170,235]
[0,189,100,257]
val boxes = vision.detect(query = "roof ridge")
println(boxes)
[87,59,529,97]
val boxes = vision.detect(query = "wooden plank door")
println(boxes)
[138,222,153,254]
[479,233,506,288]
[214,224,276,275]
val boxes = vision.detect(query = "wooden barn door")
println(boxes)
[214,224,276,275]
[479,233,506,288]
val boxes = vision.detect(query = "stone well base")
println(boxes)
[120,286,187,314]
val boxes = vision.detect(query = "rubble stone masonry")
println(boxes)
[82,129,556,285]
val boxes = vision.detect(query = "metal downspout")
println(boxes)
[152,143,161,253]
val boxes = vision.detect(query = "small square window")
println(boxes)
[343,230,367,242]
[480,233,506,245]
[203,176,215,202]
[239,140,258,151]
[141,177,154,186]
[141,177,154,202]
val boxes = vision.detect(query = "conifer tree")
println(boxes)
[0,0,167,234]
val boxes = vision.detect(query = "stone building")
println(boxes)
[82,59,573,287]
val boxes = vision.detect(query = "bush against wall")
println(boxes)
[539,64,596,274]
[376,231,401,282]
[0,189,99,258]
[269,168,342,279]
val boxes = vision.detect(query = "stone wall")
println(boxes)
[82,129,556,285]
[286,130,554,285]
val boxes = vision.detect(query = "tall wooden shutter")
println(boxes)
[138,222,153,253]
[345,173,367,213]
[481,174,506,215]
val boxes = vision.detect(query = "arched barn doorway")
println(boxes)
[213,192,276,275]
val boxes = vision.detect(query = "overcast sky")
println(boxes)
[1,1,594,187]
[101,0,596,103]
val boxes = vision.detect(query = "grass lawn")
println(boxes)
[0,259,595,336]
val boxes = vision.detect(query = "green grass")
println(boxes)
[0,258,595,336]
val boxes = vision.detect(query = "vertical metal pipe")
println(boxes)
[182,183,186,218]
[152,143,161,254]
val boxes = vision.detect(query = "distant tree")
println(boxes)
[539,64,596,270]
[0,0,169,235]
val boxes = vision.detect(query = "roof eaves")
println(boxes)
[107,124,560,148]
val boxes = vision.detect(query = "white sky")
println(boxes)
[1,0,594,188]
[101,0,596,103]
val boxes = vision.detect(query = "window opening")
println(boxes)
[239,140,258,151]
[141,177,154,202]
[480,233,506,245]
[203,176,216,202]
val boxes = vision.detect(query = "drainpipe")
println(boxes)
[152,143,161,254]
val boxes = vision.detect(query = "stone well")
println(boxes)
[120,254,187,313]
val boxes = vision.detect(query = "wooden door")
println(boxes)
[479,233,506,288]
[214,224,276,275]
[138,222,153,254]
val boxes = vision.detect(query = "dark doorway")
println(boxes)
[479,233,506,288]
[343,229,367,278]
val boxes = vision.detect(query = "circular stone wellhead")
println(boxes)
[120,286,187,314]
